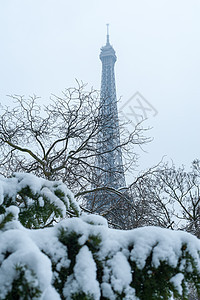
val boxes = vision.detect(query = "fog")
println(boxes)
[1,0,200,173]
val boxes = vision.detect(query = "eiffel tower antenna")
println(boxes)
[106,23,110,44]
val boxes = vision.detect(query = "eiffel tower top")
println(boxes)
[99,24,117,62]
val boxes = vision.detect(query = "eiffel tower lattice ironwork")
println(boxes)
[96,24,126,190]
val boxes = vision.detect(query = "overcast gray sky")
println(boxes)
[0,0,200,176]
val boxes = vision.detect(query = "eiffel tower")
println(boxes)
[86,25,126,217]
[96,24,126,190]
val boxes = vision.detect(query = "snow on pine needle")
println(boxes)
[0,173,199,299]
[0,173,80,229]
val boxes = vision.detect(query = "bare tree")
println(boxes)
[126,161,200,237]
[77,161,170,230]
[154,162,200,238]
[107,163,175,230]
[0,82,150,219]
[106,159,200,236]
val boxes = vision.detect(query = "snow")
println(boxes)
[108,252,132,293]
[56,218,200,298]
[0,215,200,299]
[14,172,80,216]
[0,205,19,224]
[0,173,80,224]
[80,213,108,226]
[0,175,18,205]
[41,186,67,215]
[42,286,61,300]
[0,229,53,299]
[98,226,200,272]
[170,273,184,295]
[0,173,200,299]
[102,251,137,299]
[63,245,100,300]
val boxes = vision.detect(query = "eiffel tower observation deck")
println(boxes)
[97,25,126,190]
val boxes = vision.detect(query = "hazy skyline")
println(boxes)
[1,0,200,175]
